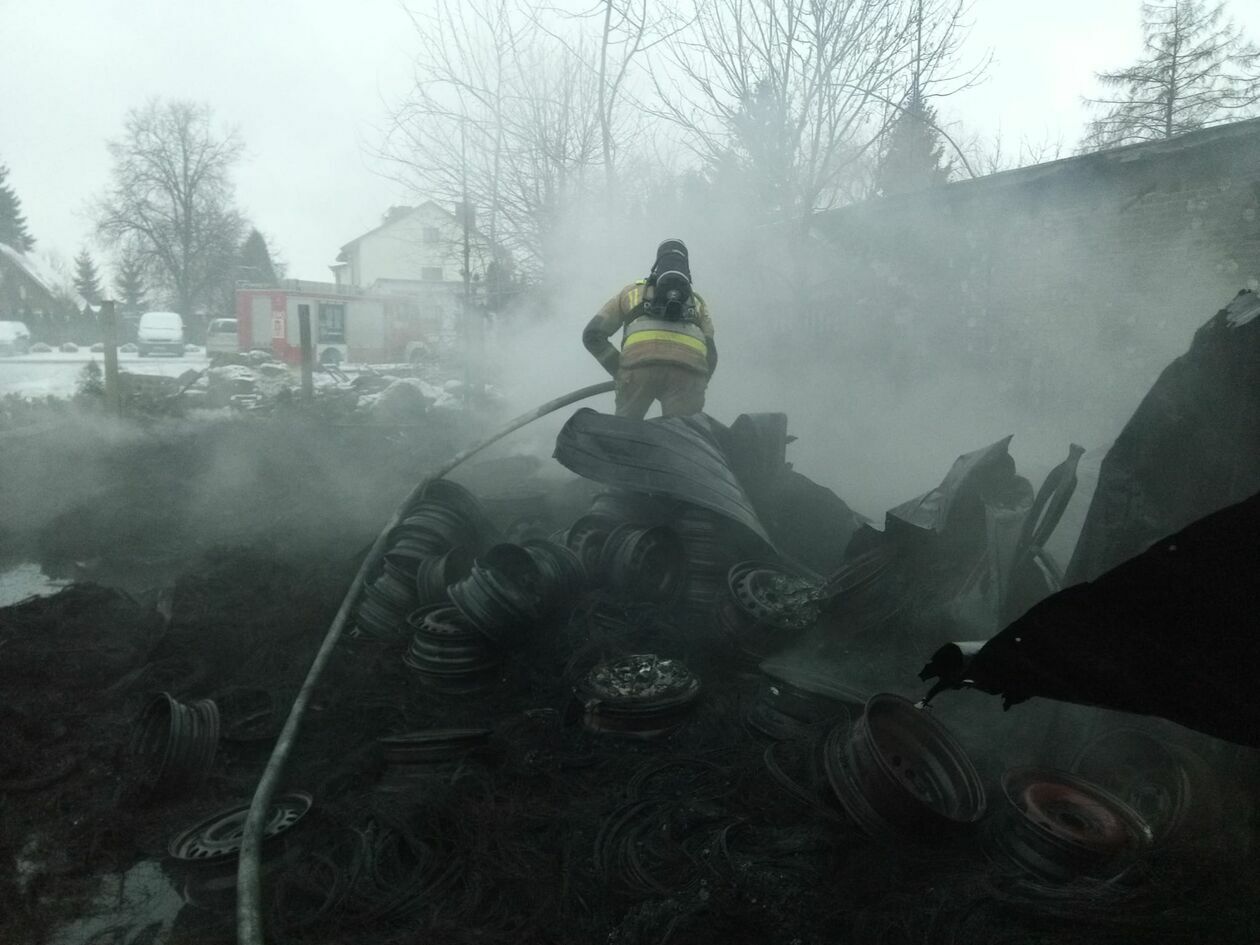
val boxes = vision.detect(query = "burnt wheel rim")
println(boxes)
[822,693,985,840]
[989,767,1153,881]
[168,792,312,863]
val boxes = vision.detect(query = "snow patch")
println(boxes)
[0,562,67,607]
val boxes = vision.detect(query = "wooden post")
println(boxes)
[298,305,314,402]
[99,300,122,417]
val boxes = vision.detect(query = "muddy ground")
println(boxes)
[2,410,1258,945]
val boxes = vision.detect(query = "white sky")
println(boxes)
[3,0,1260,282]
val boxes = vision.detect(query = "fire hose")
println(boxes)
[236,380,614,945]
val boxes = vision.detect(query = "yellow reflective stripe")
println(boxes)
[626,287,643,307]
[624,329,707,353]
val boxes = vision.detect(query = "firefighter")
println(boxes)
[583,239,717,419]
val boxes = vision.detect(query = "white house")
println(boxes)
[330,202,513,335]
[331,202,485,288]
[0,243,60,320]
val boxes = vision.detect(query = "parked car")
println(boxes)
[136,311,186,357]
[0,320,32,355]
[205,318,239,357]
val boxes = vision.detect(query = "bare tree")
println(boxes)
[652,0,985,227]
[962,127,1067,176]
[382,0,606,278]
[531,0,690,205]
[388,0,515,254]
[593,0,644,197]
[498,37,605,263]
[95,100,245,328]
[1083,0,1260,149]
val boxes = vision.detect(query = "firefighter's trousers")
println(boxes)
[614,363,708,419]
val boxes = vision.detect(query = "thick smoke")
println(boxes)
[482,192,1193,522]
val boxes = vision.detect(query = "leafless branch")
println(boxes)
[1082,0,1260,149]
[94,99,244,319]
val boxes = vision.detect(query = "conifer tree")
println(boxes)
[0,162,35,252]
[73,249,103,304]
[238,229,278,286]
[113,252,148,314]
[875,92,952,196]
[1084,0,1260,149]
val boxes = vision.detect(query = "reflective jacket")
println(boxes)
[583,280,715,377]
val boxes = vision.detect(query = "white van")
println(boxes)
[137,311,186,357]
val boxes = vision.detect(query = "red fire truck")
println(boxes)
[235,282,449,365]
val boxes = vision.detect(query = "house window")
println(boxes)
[318,302,346,343]
[422,227,441,243]
[421,267,443,281]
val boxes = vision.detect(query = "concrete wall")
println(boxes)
[809,118,1260,419]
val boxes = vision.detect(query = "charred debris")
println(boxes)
[2,293,1259,944]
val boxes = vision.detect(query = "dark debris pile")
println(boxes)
[2,475,1257,945]
[0,548,351,942]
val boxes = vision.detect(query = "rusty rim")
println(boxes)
[989,767,1152,881]
[822,693,985,841]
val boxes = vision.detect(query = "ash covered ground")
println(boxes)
[1,404,1258,945]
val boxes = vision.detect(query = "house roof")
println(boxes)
[0,243,56,297]
[0,243,97,311]
[813,116,1260,231]
[336,201,456,260]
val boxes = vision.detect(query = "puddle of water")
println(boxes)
[0,561,68,607]
[49,859,185,945]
